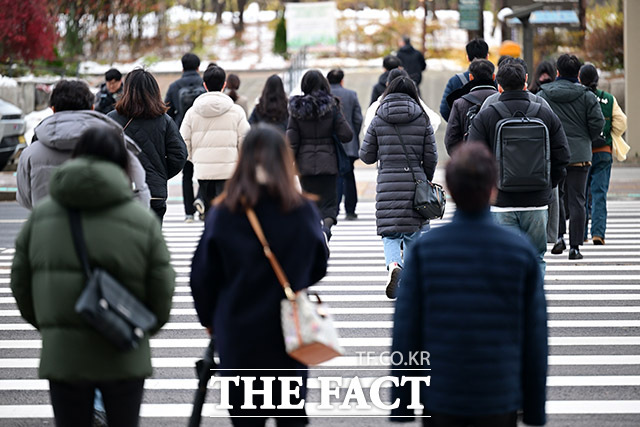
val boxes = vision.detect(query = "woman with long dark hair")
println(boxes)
[287,70,353,234]
[529,60,556,94]
[108,68,187,222]
[249,74,289,132]
[190,124,329,426]
[360,76,437,298]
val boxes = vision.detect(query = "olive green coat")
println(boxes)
[11,158,175,381]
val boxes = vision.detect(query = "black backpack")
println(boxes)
[177,84,206,120]
[490,101,551,192]
[461,93,483,141]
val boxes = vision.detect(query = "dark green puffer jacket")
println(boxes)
[11,158,175,381]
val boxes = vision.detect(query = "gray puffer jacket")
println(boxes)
[360,93,438,236]
[17,110,150,210]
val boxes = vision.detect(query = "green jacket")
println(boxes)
[11,158,175,381]
[539,79,605,163]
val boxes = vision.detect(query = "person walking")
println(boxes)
[165,53,205,222]
[190,124,329,426]
[539,54,606,259]
[248,74,289,132]
[390,142,548,427]
[327,68,363,220]
[94,68,124,114]
[370,55,403,105]
[180,65,250,216]
[529,60,556,94]
[396,35,426,91]
[359,76,437,299]
[287,70,353,235]
[224,73,249,117]
[108,69,188,223]
[11,126,175,427]
[579,63,628,245]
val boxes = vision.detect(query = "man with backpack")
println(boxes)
[165,53,206,222]
[469,62,570,273]
[444,58,497,155]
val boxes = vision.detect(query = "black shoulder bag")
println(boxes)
[69,210,157,351]
[393,124,446,220]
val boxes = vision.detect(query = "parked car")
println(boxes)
[0,99,27,170]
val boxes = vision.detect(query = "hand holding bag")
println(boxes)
[245,208,343,366]
[69,210,157,351]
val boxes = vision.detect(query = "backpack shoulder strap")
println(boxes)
[461,93,482,105]
[456,72,468,85]
[525,101,541,117]
[490,101,512,120]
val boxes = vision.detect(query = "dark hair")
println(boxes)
[386,68,409,85]
[496,62,526,91]
[255,75,288,123]
[105,68,122,82]
[181,53,201,71]
[326,69,344,85]
[301,70,331,95]
[219,124,304,212]
[466,38,489,61]
[203,65,226,92]
[469,59,495,82]
[206,62,218,70]
[510,57,528,75]
[225,74,241,102]
[529,60,556,93]
[72,126,129,172]
[382,76,422,108]
[556,54,582,79]
[402,35,411,45]
[497,55,511,68]
[446,142,496,212]
[579,63,599,92]
[382,55,403,71]
[115,69,168,119]
[49,80,95,112]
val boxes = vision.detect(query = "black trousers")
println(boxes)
[49,379,144,427]
[558,165,590,247]
[198,179,227,213]
[336,157,358,216]
[299,174,338,223]
[150,199,167,225]
[423,411,517,427]
[182,160,197,216]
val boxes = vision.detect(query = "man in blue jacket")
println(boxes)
[391,142,548,427]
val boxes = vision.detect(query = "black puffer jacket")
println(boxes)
[108,112,187,199]
[287,91,353,176]
[360,93,437,236]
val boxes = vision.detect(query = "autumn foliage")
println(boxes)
[0,0,57,63]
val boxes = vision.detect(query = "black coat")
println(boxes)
[248,108,288,133]
[94,83,122,115]
[164,70,204,127]
[330,83,363,158]
[396,43,426,85]
[444,85,497,155]
[370,71,389,105]
[108,112,187,199]
[360,93,438,236]
[287,92,353,176]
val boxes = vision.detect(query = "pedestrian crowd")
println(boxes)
[9,38,628,427]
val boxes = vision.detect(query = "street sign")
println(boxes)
[285,1,338,50]
[459,0,481,31]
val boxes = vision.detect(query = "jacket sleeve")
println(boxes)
[286,117,301,156]
[444,100,465,155]
[16,151,33,210]
[179,110,193,161]
[586,92,606,142]
[10,215,37,328]
[127,152,151,208]
[422,122,438,182]
[237,115,251,151]
[300,202,329,289]
[164,115,188,179]
[360,103,377,142]
[467,109,491,149]
[144,216,175,334]
[165,83,177,120]
[547,111,571,188]
[334,107,354,143]
[359,118,379,164]
[351,94,363,139]
[611,97,628,137]
[439,75,461,122]
[521,247,549,426]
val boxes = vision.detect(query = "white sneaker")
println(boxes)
[184,215,194,223]
[385,262,402,299]
[193,198,206,216]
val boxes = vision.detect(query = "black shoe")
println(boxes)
[345,213,358,220]
[569,248,583,260]
[385,263,402,299]
[551,238,566,254]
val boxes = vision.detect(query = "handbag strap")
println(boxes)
[68,210,92,278]
[123,117,133,131]
[245,208,296,301]
[392,123,420,184]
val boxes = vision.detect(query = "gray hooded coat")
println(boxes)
[360,93,438,235]
[16,110,150,209]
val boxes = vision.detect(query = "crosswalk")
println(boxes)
[1,201,640,425]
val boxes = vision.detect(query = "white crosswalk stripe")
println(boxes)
[1,200,640,424]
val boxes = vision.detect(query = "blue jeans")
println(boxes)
[585,152,613,239]
[382,227,429,267]
[492,210,548,275]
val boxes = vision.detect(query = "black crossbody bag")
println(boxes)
[69,210,157,351]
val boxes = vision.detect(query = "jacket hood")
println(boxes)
[50,157,132,210]
[192,91,235,118]
[539,79,588,103]
[289,91,336,120]
[377,93,424,124]
[35,110,125,151]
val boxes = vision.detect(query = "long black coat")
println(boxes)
[330,83,363,158]
[360,93,437,235]
[108,112,187,199]
[287,92,353,176]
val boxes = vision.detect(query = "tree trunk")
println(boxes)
[214,0,225,24]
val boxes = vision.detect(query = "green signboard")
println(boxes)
[459,0,480,31]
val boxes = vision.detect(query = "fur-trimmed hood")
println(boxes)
[289,91,337,120]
